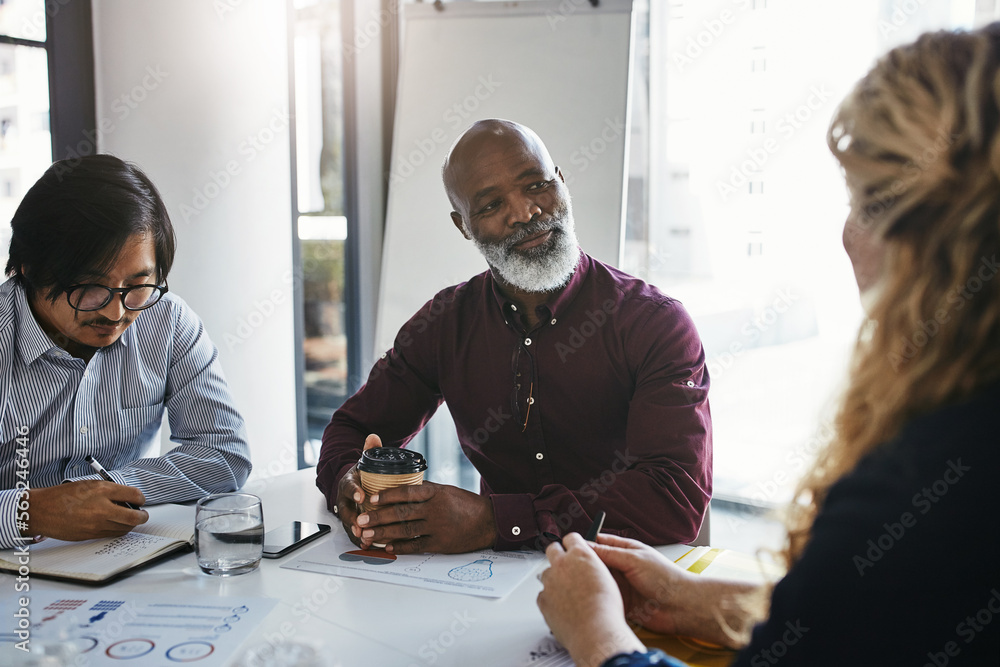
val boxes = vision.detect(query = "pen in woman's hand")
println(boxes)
[584,510,606,541]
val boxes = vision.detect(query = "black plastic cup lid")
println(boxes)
[357,447,428,474]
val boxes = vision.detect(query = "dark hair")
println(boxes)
[5,154,175,301]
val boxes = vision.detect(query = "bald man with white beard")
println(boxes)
[317,119,712,554]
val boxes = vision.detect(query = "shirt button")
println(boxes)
[535,452,544,460]
[79,426,88,434]
[524,338,532,346]
[686,380,695,387]
[510,304,518,311]
[550,318,557,325]
[527,397,535,405]
[511,526,521,536]
[381,353,387,359]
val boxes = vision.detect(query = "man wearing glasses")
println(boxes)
[318,120,711,554]
[0,155,250,549]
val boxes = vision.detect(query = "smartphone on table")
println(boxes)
[261,521,331,558]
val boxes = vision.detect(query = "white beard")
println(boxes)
[468,202,580,293]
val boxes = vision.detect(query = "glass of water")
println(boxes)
[195,493,264,576]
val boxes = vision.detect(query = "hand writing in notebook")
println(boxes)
[23,480,148,542]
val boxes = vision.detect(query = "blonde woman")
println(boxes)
[537,24,1000,667]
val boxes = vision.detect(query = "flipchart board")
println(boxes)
[376,0,636,353]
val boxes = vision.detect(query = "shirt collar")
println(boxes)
[487,247,589,321]
[13,282,130,365]
[14,283,60,364]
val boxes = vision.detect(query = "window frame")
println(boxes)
[0,1,95,159]
[0,0,99,162]
[288,0,399,468]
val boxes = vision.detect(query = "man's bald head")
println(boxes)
[439,119,578,293]
[442,119,556,211]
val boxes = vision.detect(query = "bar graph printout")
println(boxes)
[0,592,277,665]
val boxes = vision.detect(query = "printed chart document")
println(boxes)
[282,528,545,599]
[521,546,786,667]
[0,503,195,584]
[0,591,277,666]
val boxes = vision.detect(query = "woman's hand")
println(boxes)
[537,533,646,667]
[594,534,761,650]
[590,533,694,636]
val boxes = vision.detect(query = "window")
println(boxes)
[291,0,349,464]
[630,0,993,511]
[0,0,52,268]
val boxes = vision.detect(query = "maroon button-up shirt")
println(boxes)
[317,251,712,549]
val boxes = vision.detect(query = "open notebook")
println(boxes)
[0,502,195,584]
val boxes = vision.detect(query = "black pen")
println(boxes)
[85,455,139,510]
[585,510,606,541]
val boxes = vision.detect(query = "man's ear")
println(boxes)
[555,166,565,183]
[451,212,472,240]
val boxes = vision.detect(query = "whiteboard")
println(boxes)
[375,0,636,353]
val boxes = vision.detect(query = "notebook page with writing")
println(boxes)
[0,502,195,581]
[14,532,182,579]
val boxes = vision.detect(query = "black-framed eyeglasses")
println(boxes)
[511,342,535,432]
[64,282,168,312]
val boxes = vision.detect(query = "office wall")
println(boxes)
[91,1,298,479]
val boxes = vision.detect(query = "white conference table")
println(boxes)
[7,468,568,667]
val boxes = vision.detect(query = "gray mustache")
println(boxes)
[504,220,561,249]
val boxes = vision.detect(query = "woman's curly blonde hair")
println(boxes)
[783,24,1000,568]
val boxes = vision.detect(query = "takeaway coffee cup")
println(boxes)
[356,447,428,515]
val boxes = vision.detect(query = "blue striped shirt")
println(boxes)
[0,279,251,548]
